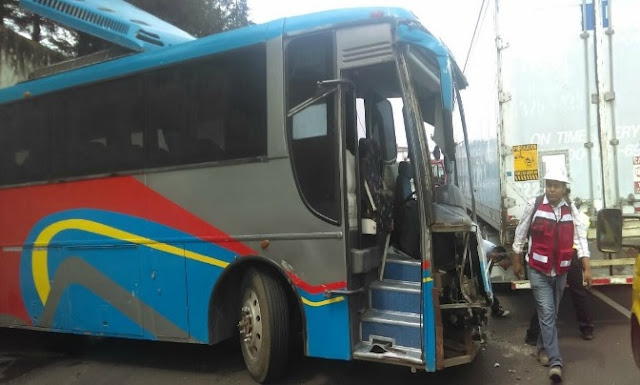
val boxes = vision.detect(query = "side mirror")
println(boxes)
[596,208,623,253]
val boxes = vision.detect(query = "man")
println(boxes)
[525,190,595,343]
[525,250,595,343]
[512,167,591,383]
[482,239,511,317]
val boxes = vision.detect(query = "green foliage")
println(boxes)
[1,0,252,57]
[1,0,76,56]
[128,0,252,37]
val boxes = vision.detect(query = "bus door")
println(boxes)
[337,23,426,367]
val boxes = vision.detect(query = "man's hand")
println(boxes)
[581,257,593,288]
[511,252,524,280]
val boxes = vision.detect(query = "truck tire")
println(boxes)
[238,268,290,383]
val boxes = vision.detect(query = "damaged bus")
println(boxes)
[0,1,493,382]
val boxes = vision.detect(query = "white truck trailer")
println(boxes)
[456,0,639,286]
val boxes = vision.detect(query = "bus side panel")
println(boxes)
[303,297,350,360]
[0,177,250,341]
[0,249,31,326]
[146,160,352,359]
[139,245,189,340]
[183,241,234,343]
[423,269,436,371]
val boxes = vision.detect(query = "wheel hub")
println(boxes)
[238,290,263,358]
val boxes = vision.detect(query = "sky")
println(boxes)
[246,0,482,64]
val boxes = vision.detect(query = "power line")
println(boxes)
[463,0,490,73]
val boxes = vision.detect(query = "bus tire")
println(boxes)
[238,268,290,383]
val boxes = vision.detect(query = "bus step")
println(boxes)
[382,256,421,282]
[353,341,423,366]
[370,280,420,314]
[360,309,421,350]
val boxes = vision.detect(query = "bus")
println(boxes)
[0,1,493,382]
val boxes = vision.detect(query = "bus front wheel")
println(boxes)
[238,268,290,383]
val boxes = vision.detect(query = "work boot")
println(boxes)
[525,330,538,346]
[492,306,511,318]
[549,365,562,382]
[580,327,594,340]
[537,351,550,366]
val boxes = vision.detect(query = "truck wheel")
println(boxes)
[237,269,290,383]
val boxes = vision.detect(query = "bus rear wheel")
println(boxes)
[237,269,290,383]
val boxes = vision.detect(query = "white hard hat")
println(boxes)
[543,167,570,184]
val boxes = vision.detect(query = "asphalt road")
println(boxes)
[1,285,636,385]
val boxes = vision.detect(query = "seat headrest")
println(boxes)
[359,138,380,160]
[398,161,413,178]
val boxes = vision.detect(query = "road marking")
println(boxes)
[590,288,631,319]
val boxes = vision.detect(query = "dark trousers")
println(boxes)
[527,255,594,338]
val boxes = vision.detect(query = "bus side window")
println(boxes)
[146,44,267,167]
[0,101,51,184]
[286,32,340,224]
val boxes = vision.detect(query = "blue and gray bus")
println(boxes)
[0,1,493,382]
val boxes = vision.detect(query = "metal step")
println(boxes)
[383,256,421,282]
[370,280,421,314]
[353,341,423,367]
[360,309,422,350]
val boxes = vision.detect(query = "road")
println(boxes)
[1,286,636,385]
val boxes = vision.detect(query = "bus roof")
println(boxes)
[0,7,454,105]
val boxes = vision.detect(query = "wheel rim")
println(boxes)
[239,289,263,360]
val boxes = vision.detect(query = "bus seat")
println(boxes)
[359,138,393,235]
[20,151,46,180]
[122,144,144,167]
[396,161,413,201]
[74,141,109,174]
[393,160,419,258]
[194,138,225,162]
[0,151,20,183]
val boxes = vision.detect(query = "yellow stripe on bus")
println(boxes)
[422,277,433,283]
[32,219,229,305]
[301,296,345,307]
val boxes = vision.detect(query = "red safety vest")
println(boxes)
[528,202,575,275]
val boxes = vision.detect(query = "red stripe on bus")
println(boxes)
[286,272,346,295]
[0,177,256,257]
[422,260,430,270]
[0,250,31,324]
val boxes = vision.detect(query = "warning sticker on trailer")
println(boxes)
[513,144,539,181]
[633,156,640,194]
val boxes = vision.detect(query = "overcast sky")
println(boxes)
[246,0,481,63]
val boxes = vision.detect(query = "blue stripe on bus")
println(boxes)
[20,209,237,342]
[0,7,454,105]
[396,24,455,111]
[0,21,279,104]
[281,7,415,34]
[301,292,351,360]
[422,277,436,371]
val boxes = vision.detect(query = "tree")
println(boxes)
[2,0,252,57]
[128,0,252,37]
[1,0,76,56]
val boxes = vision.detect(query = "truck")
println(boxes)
[455,0,639,286]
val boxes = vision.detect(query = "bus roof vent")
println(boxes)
[20,0,195,52]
